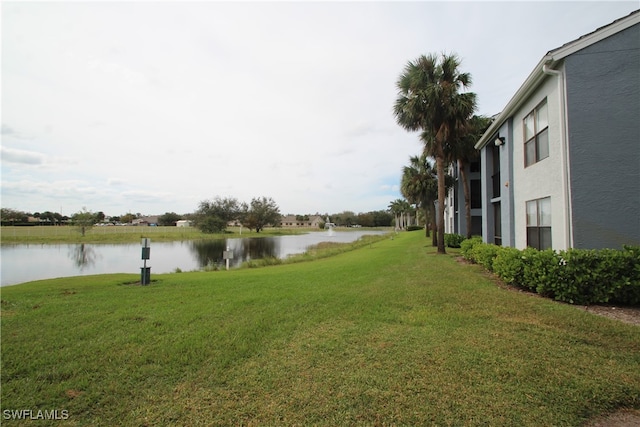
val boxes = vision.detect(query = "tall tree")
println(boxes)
[401,154,438,243]
[242,197,281,233]
[193,196,240,233]
[158,212,182,226]
[394,53,476,254]
[447,115,492,238]
[388,199,403,231]
[71,207,98,237]
[398,199,412,230]
[401,153,454,245]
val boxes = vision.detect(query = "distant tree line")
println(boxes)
[325,210,393,228]
[2,203,396,234]
[1,208,69,226]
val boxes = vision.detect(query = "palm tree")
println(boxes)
[388,199,412,230]
[401,153,455,246]
[401,153,437,243]
[447,115,492,238]
[388,199,403,231]
[398,199,412,230]
[394,53,477,254]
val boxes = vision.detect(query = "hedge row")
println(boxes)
[460,237,640,306]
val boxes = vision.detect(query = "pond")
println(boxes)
[0,230,386,286]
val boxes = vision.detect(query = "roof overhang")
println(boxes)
[475,10,640,150]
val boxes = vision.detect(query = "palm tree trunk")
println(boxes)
[459,159,472,239]
[431,205,437,247]
[423,206,430,237]
[436,147,447,254]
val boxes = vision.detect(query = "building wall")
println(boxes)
[481,119,514,247]
[564,23,640,248]
[511,76,571,250]
[445,162,483,237]
[445,164,457,234]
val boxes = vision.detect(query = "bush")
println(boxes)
[471,243,500,272]
[407,225,423,232]
[523,249,564,298]
[472,242,640,306]
[547,247,640,305]
[444,233,466,248]
[244,256,283,268]
[460,236,483,261]
[197,216,227,234]
[613,246,640,305]
[492,247,525,286]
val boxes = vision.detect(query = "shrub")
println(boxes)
[612,246,640,305]
[485,245,640,306]
[492,247,525,286]
[520,249,562,297]
[444,233,466,248]
[460,236,483,261]
[407,225,423,232]
[471,243,500,271]
[244,257,282,268]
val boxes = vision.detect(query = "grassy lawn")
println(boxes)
[1,231,638,426]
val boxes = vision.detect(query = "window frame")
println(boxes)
[526,197,551,250]
[524,99,549,167]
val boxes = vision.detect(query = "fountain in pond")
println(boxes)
[324,217,336,237]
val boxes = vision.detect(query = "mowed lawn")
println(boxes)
[1,231,638,426]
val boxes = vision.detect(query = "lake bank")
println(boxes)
[0,225,341,245]
[1,230,388,286]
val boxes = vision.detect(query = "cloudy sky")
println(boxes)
[2,1,638,217]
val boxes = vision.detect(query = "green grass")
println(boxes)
[0,226,311,244]
[1,231,639,426]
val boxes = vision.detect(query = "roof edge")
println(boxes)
[475,55,550,149]
[549,9,640,60]
[475,10,640,150]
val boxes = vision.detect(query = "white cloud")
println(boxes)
[1,147,45,165]
[107,178,126,186]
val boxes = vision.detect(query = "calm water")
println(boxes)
[0,230,385,286]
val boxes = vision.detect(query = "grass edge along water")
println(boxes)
[1,231,639,426]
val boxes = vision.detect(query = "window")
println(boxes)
[524,100,549,167]
[526,197,551,249]
[494,202,502,246]
[492,146,501,198]
[470,179,481,209]
[470,160,480,173]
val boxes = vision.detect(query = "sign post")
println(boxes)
[141,238,151,285]
[223,246,233,271]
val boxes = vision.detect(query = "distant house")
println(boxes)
[475,10,640,250]
[176,220,192,227]
[133,216,159,227]
[280,215,324,228]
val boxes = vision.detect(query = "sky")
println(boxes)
[2,1,638,218]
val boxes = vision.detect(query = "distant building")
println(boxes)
[280,215,324,228]
[133,216,159,226]
[176,220,192,227]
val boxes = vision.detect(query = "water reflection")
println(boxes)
[190,240,226,268]
[189,238,280,268]
[68,244,98,270]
